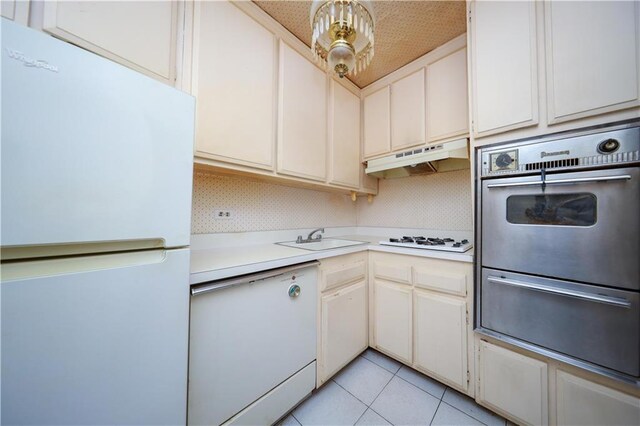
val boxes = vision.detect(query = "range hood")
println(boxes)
[365,138,470,179]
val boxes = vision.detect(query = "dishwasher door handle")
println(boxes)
[191,261,319,296]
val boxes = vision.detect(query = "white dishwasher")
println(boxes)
[188,262,318,426]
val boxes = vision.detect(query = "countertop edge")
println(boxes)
[190,243,473,285]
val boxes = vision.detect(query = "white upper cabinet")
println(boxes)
[41,1,179,84]
[330,81,361,189]
[278,42,327,182]
[470,0,538,136]
[427,48,469,142]
[391,69,426,150]
[363,87,391,159]
[1,0,29,24]
[192,1,276,170]
[544,1,640,123]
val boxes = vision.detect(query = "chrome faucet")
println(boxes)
[307,228,324,240]
[296,228,324,244]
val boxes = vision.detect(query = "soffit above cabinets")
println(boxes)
[253,0,466,88]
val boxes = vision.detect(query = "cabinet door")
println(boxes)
[471,0,538,136]
[556,370,640,426]
[360,165,378,194]
[391,69,426,150]
[319,281,368,384]
[545,1,640,124]
[427,48,469,142]
[42,1,179,84]
[363,87,391,159]
[414,291,468,392]
[278,42,327,181]
[477,341,548,426]
[1,0,29,24]
[192,1,276,170]
[374,280,412,364]
[330,81,361,188]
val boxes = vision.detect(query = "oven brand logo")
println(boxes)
[541,150,570,158]
[6,48,59,73]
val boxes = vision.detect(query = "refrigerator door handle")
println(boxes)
[1,249,168,282]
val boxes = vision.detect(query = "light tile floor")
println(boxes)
[280,349,507,426]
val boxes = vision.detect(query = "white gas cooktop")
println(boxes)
[379,236,473,253]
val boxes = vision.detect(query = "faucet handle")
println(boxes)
[296,235,303,243]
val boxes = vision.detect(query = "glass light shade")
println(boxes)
[310,0,375,77]
[328,41,356,77]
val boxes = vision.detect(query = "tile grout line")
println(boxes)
[393,370,446,401]
[428,398,444,426]
[330,376,396,426]
[367,406,395,426]
[438,400,491,426]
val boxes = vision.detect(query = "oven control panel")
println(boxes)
[490,150,518,172]
[479,125,639,178]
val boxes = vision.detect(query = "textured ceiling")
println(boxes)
[254,0,467,88]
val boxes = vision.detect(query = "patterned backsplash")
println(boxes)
[356,169,473,231]
[191,169,473,234]
[191,172,357,233]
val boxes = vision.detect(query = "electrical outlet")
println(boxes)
[213,209,234,220]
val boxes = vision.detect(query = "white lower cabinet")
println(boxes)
[414,290,468,392]
[317,253,368,385]
[319,281,367,384]
[373,280,413,364]
[477,340,548,426]
[369,252,473,395]
[555,370,640,426]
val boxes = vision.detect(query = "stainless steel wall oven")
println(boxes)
[475,122,640,385]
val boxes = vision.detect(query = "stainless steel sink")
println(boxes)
[276,238,367,251]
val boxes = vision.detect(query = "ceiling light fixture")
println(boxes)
[310,0,375,78]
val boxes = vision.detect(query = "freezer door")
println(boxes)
[1,19,194,249]
[1,248,190,425]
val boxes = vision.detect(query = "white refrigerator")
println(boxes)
[1,19,195,425]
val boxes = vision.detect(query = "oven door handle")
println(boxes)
[487,276,632,308]
[486,174,632,188]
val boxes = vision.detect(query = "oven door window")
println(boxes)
[506,193,597,226]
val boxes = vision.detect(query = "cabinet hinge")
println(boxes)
[466,309,470,325]
[467,370,470,384]
[468,10,472,24]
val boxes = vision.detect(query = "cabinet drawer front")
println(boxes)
[413,268,467,296]
[373,262,412,284]
[322,262,366,293]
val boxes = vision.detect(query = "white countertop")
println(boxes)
[190,229,474,284]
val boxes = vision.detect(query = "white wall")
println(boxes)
[191,169,473,234]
